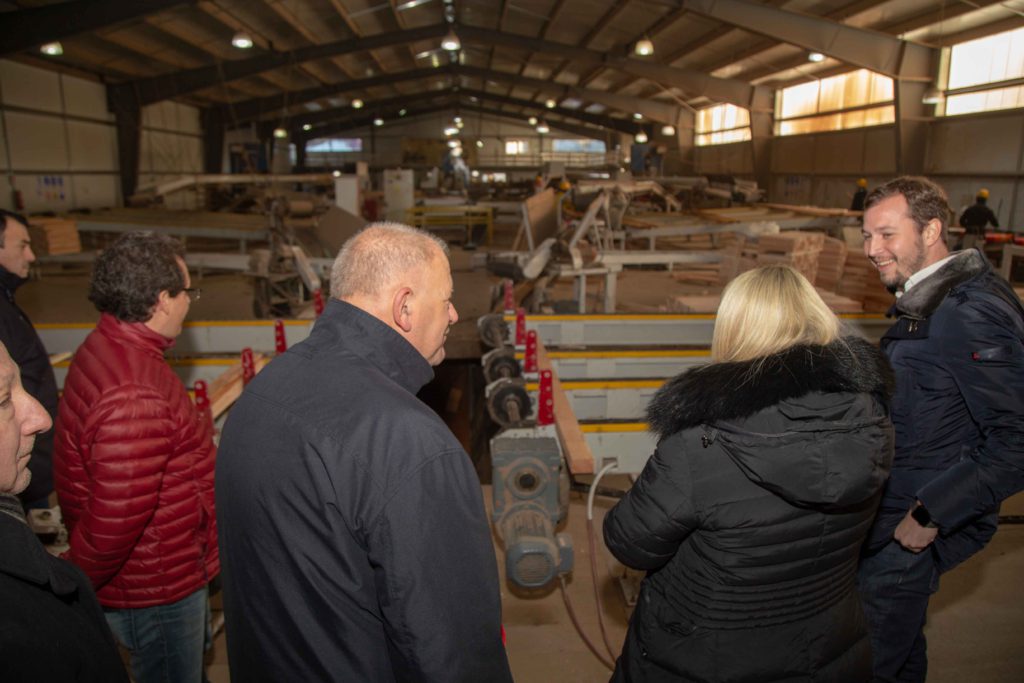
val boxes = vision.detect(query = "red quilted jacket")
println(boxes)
[54,314,219,609]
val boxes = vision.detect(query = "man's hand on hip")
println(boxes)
[895,506,939,552]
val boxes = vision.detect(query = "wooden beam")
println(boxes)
[536,341,594,474]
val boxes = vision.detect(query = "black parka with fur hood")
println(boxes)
[604,336,894,683]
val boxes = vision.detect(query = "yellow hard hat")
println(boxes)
[857,178,867,188]
[558,179,571,192]
[977,188,990,199]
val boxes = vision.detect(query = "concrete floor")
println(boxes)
[24,222,1024,682]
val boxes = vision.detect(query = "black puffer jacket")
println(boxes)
[604,337,894,683]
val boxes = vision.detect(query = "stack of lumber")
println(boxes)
[838,251,895,313]
[814,237,848,292]
[815,288,863,313]
[756,231,825,282]
[28,217,81,255]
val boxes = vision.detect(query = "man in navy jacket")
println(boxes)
[858,176,1024,682]
[217,223,513,682]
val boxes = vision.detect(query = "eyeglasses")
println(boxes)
[183,287,202,302]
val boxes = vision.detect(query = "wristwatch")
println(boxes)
[911,503,937,529]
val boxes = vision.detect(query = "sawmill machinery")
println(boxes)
[248,196,323,318]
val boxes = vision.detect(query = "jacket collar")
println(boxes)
[646,336,894,439]
[0,495,78,595]
[0,265,25,301]
[892,249,989,319]
[96,313,176,358]
[312,298,434,395]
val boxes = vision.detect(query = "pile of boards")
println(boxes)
[28,217,81,255]
[674,229,893,314]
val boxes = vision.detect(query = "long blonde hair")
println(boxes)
[711,265,841,362]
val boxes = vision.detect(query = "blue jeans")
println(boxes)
[858,542,940,683]
[104,586,210,683]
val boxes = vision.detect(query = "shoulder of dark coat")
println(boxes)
[646,336,894,439]
[897,249,1018,319]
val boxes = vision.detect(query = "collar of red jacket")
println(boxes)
[96,312,176,357]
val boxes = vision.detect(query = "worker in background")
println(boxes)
[217,223,514,683]
[534,173,546,194]
[850,177,868,212]
[604,265,893,682]
[54,232,218,683]
[859,177,1024,682]
[0,209,59,512]
[0,341,129,682]
[958,187,1000,251]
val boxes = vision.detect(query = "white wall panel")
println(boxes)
[10,173,74,213]
[71,174,119,208]
[140,130,202,173]
[61,75,112,122]
[3,111,68,170]
[67,120,117,171]
[862,128,897,174]
[926,113,1022,175]
[0,61,61,113]
[813,131,864,173]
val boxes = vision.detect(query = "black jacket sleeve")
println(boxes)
[603,439,698,570]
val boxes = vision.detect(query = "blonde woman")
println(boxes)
[604,265,894,682]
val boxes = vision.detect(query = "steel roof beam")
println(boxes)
[681,0,935,81]
[0,0,194,57]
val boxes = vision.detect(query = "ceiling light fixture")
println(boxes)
[634,36,654,57]
[633,113,643,120]
[351,98,364,109]
[444,126,458,136]
[807,51,825,63]
[922,87,945,105]
[545,98,557,109]
[273,127,288,139]
[399,108,407,116]
[476,139,484,148]
[528,116,538,126]
[537,121,550,134]
[374,118,384,126]
[40,42,63,56]
[232,32,254,49]
[661,124,676,136]
[441,28,461,51]
[635,130,648,144]
[302,124,312,131]
[332,170,342,178]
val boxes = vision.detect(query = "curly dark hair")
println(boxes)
[88,232,187,322]
[864,176,951,242]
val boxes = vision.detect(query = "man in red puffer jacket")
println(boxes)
[54,232,218,683]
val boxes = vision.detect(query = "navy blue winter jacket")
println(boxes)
[865,249,1024,572]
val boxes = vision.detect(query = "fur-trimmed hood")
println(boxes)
[648,336,893,438]
[894,248,988,319]
[647,336,895,508]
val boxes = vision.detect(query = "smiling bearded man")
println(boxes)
[857,176,1024,683]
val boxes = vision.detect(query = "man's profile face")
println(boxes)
[0,219,36,279]
[862,194,929,293]
[409,252,458,367]
[0,345,52,495]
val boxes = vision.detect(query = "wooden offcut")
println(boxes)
[209,353,271,419]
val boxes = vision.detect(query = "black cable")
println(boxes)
[558,575,614,671]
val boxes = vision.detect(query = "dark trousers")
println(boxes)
[857,541,940,683]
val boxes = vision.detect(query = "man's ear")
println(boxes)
[392,286,414,333]
[924,219,943,246]
[152,290,172,318]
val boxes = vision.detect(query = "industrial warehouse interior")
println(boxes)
[2,0,1024,681]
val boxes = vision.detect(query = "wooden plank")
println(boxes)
[536,341,594,474]
[523,189,559,246]
[757,202,860,218]
[209,353,271,419]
